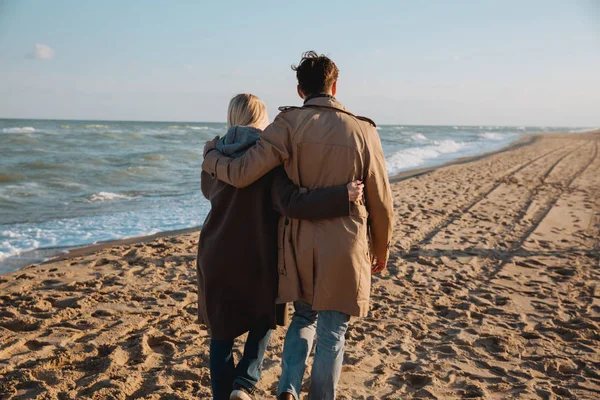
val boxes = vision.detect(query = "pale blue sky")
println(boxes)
[0,0,598,125]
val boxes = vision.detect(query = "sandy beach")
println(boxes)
[1,132,599,399]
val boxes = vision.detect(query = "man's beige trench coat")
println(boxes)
[203,96,394,317]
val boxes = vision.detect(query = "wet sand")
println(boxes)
[1,132,599,399]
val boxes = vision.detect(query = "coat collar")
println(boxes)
[303,95,347,112]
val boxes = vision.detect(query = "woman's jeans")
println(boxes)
[277,301,351,400]
[210,316,273,400]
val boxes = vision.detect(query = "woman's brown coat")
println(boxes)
[197,166,349,340]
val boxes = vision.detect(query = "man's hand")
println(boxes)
[347,180,364,202]
[371,258,387,274]
[203,136,220,157]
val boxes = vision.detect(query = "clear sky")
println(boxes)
[0,0,598,126]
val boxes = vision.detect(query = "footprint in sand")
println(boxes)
[146,335,177,356]
[0,318,41,332]
[401,372,435,389]
[24,340,50,351]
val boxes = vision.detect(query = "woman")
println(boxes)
[197,94,363,400]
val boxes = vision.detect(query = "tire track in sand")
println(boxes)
[404,144,567,255]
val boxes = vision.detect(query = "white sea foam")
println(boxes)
[0,240,24,261]
[0,192,209,268]
[2,127,36,134]
[477,132,504,141]
[411,133,428,141]
[88,192,136,202]
[0,230,42,262]
[386,140,469,175]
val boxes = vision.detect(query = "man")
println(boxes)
[202,51,394,400]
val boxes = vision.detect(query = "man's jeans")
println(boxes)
[277,301,351,400]
[210,316,272,400]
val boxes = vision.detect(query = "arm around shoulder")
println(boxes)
[201,115,292,188]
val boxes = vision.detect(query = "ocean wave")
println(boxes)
[166,125,213,131]
[87,192,137,202]
[386,140,469,175]
[411,133,428,141]
[2,127,36,134]
[568,127,598,134]
[46,179,87,190]
[0,182,48,198]
[0,192,209,268]
[476,132,505,141]
[141,129,189,136]
[0,230,42,262]
[0,240,29,262]
[84,124,110,129]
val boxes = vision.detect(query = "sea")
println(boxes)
[0,119,592,273]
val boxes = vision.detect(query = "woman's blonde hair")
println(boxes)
[227,93,269,130]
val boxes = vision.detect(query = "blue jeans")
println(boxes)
[277,301,351,400]
[210,316,273,400]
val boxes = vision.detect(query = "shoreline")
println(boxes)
[3,135,531,273]
[0,131,585,273]
[388,133,537,183]
[2,227,202,274]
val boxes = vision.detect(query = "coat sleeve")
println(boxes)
[202,115,291,188]
[270,167,350,220]
[364,127,394,263]
[200,171,214,200]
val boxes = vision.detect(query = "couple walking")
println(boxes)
[197,51,394,400]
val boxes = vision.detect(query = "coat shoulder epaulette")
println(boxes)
[278,105,376,127]
[355,115,377,128]
[278,106,303,113]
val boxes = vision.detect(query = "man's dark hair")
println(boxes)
[292,51,339,97]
